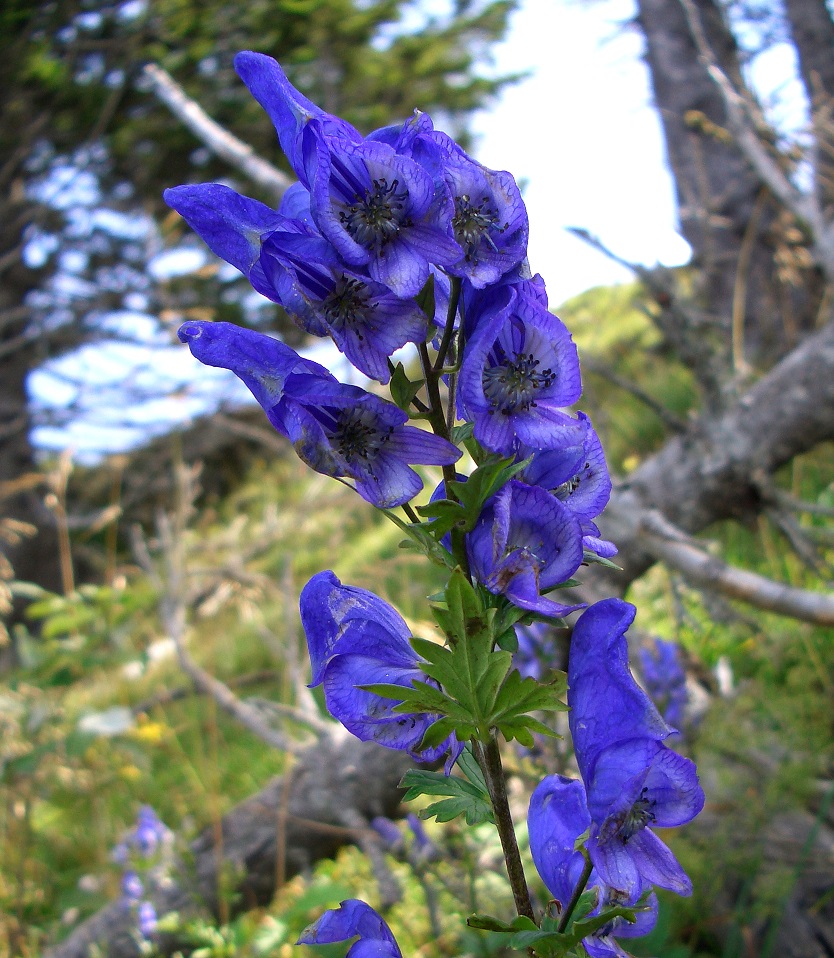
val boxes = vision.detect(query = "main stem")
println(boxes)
[473,735,535,922]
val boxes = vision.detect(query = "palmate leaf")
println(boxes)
[400,768,494,825]
[490,669,568,744]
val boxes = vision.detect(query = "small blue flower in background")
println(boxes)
[569,599,704,899]
[298,899,401,958]
[300,571,462,767]
[113,806,170,944]
[121,869,144,903]
[528,774,658,958]
[137,901,157,940]
[639,637,689,728]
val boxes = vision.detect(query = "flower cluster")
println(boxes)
[170,53,703,958]
[113,806,172,942]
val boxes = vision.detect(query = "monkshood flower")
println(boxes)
[177,320,333,419]
[137,901,157,940]
[112,805,170,864]
[234,52,362,187]
[458,281,583,456]
[300,571,462,767]
[303,127,462,297]
[298,899,401,958]
[639,638,688,728]
[569,599,705,898]
[467,480,586,617]
[121,870,144,903]
[178,321,459,508]
[162,183,310,302]
[260,230,428,381]
[521,412,611,522]
[370,112,528,287]
[529,775,658,958]
[520,411,617,560]
[276,376,460,508]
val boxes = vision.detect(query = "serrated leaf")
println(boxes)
[419,716,471,749]
[400,768,494,825]
[454,743,488,790]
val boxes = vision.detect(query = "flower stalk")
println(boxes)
[473,735,535,923]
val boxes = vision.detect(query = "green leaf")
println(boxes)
[416,272,436,321]
[454,743,489,790]
[389,362,424,412]
[383,509,455,569]
[450,421,474,446]
[400,768,494,825]
[582,549,622,570]
[466,914,538,933]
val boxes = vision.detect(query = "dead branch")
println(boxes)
[142,63,293,201]
[639,509,834,625]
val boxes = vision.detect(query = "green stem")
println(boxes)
[473,735,535,922]
[557,851,594,932]
[401,501,419,523]
[433,275,462,373]
[419,339,471,577]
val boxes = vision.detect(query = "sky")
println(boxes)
[472,0,691,303]
[31,0,697,455]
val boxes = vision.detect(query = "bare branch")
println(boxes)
[581,354,688,432]
[676,0,834,279]
[639,509,834,625]
[141,63,293,201]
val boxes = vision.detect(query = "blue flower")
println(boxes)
[370,113,528,287]
[137,901,157,940]
[162,183,308,301]
[569,600,705,898]
[528,774,658,958]
[458,281,583,456]
[276,377,460,508]
[466,480,586,617]
[304,129,462,297]
[638,638,689,728]
[298,899,401,958]
[300,571,462,767]
[121,870,144,903]
[520,412,611,522]
[178,321,459,508]
[233,52,362,187]
[260,230,428,381]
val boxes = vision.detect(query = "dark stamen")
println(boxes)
[482,351,557,415]
[340,178,410,252]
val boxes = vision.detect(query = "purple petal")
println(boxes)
[528,775,591,904]
[624,828,693,896]
[297,900,399,954]
[300,571,415,686]
[569,599,673,783]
